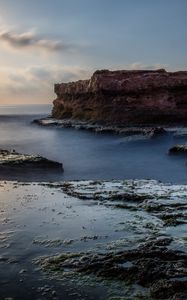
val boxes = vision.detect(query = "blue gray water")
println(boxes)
[0,105,186,300]
[0,105,186,183]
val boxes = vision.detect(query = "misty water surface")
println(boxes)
[0,105,186,183]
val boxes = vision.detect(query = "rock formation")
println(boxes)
[0,149,63,170]
[52,69,187,125]
[169,144,187,154]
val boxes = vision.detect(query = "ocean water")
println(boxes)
[0,105,186,300]
[0,105,187,183]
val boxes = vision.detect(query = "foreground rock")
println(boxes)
[0,149,63,170]
[169,144,187,154]
[35,179,187,299]
[1,180,186,299]
[60,179,187,226]
[52,69,187,125]
[37,238,187,300]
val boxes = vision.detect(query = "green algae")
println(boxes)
[160,214,187,226]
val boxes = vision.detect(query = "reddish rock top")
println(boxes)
[52,69,187,125]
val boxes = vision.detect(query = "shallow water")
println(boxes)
[0,107,186,299]
[0,180,186,300]
[0,182,119,299]
[0,105,187,183]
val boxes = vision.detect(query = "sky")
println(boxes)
[0,0,186,104]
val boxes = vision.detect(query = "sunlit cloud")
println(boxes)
[0,65,91,104]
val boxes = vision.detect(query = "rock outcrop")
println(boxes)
[169,144,187,154]
[38,239,187,300]
[0,149,63,170]
[52,69,187,125]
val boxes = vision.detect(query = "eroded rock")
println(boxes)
[52,69,187,126]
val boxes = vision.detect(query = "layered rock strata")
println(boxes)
[52,69,187,125]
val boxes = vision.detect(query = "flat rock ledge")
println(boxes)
[37,238,187,300]
[0,149,63,170]
[33,117,167,137]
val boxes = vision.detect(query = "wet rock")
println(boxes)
[150,280,187,300]
[60,179,187,204]
[169,144,187,154]
[0,149,63,171]
[32,118,59,126]
[19,269,27,274]
[37,239,187,300]
[148,127,167,138]
[33,117,169,140]
[159,213,187,226]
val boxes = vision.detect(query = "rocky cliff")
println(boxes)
[52,69,187,125]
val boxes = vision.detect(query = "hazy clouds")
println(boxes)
[127,62,168,70]
[0,65,91,104]
[0,27,72,53]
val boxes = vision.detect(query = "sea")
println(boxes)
[0,105,187,183]
[0,104,186,300]
[0,104,186,183]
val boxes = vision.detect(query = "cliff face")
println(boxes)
[52,69,187,125]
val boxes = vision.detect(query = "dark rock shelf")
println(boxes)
[0,149,63,171]
[169,144,187,154]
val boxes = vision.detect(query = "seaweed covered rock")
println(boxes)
[37,238,187,300]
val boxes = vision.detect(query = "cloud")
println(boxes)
[0,28,71,53]
[127,62,168,70]
[26,66,90,83]
[0,65,90,104]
